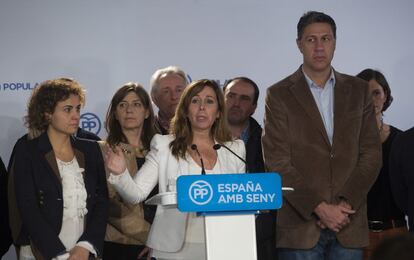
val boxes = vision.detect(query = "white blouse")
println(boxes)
[20,157,95,260]
[58,157,88,250]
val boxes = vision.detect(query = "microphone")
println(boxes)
[191,144,206,175]
[213,143,248,172]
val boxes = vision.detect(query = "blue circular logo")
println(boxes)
[189,180,213,205]
[80,112,101,135]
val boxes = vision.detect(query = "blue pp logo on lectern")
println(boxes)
[177,173,282,213]
[189,180,213,205]
[80,112,101,135]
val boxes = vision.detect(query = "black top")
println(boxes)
[367,125,404,221]
[390,126,414,231]
[0,156,12,257]
[155,117,169,135]
[246,117,265,173]
[11,133,108,259]
[136,157,158,224]
[76,128,101,141]
[246,117,277,260]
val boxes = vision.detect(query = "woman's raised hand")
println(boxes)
[105,145,127,175]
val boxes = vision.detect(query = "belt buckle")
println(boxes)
[369,220,383,232]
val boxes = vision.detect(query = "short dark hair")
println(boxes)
[297,11,336,40]
[223,77,260,105]
[356,69,393,112]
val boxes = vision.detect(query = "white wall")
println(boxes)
[1,1,413,257]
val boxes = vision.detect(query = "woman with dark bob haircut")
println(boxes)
[356,69,408,260]
[10,78,108,260]
[106,79,246,259]
[98,82,157,259]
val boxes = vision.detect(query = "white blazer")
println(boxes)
[108,134,246,252]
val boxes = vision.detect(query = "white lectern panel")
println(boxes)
[205,214,257,260]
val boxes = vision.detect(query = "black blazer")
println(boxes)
[76,128,101,141]
[390,126,414,231]
[246,116,265,173]
[0,156,12,257]
[11,132,108,259]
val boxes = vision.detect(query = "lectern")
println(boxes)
[146,172,288,260]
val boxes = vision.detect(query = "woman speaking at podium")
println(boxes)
[106,79,245,260]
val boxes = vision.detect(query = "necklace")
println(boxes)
[119,143,144,157]
[133,146,145,157]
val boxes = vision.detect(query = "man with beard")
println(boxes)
[224,77,276,260]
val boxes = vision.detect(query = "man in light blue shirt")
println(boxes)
[304,69,335,144]
[262,11,381,260]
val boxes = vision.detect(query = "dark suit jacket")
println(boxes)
[389,126,414,231]
[246,116,265,174]
[10,132,108,259]
[76,128,101,141]
[262,68,382,249]
[0,156,12,257]
[245,117,277,260]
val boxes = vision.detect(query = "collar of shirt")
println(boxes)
[302,67,336,144]
[302,67,336,90]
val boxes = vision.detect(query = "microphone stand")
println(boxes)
[213,143,248,173]
[191,144,206,175]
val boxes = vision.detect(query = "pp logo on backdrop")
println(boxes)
[80,112,101,135]
[189,180,213,205]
